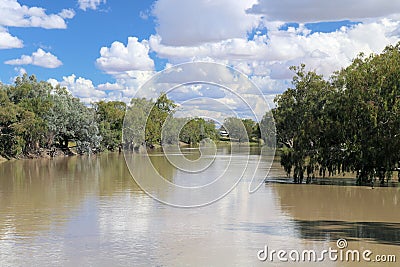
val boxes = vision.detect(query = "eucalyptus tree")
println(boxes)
[123,94,177,148]
[145,93,177,146]
[259,111,276,147]
[45,86,101,154]
[0,86,20,157]
[333,43,400,185]
[273,43,400,185]
[94,101,126,151]
[123,97,153,149]
[273,64,334,183]
[2,74,53,155]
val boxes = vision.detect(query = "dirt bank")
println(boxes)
[0,155,7,164]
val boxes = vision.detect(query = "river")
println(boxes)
[0,147,399,266]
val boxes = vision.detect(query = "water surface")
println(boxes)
[0,149,399,266]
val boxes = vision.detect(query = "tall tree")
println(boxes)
[0,86,20,157]
[259,111,276,147]
[273,64,333,183]
[332,43,400,185]
[45,86,101,154]
[94,101,126,151]
[273,42,400,185]
[123,97,153,148]
[4,74,53,155]
[145,93,177,146]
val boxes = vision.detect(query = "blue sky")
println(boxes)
[1,0,400,118]
[1,0,156,84]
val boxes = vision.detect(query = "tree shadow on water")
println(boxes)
[225,220,400,246]
[292,220,400,246]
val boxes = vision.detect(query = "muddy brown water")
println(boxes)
[0,148,399,266]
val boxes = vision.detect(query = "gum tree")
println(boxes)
[273,42,400,185]
[273,64,332,183]
[94,101,126,151]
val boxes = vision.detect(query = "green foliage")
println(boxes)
[4,74,55,155]
[273,42,400,185]
[259,111,276,147]
[0,87,20,157]
[0,74,101,158]
[45,86,101,154]
[273,64,332,183]
[94,101,126,151]
[333,43,400,185]
[179,118,218,144]
[123,97,154,147]
[123,94,177,147]
[0,75,52,157]
[1,76,220,158]
[145,93,177,146]
[241,119,255,139]
[123,94,219,148]
[223,117,250,142]
[252,122,261,140]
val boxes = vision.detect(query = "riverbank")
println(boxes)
[0,155,7,164]
[0,147,76,165]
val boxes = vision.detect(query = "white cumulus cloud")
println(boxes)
[57,35,160,104]
[78,0,106,11]
[5,48,63,68]
[0,1,75,50]
[149,34,269,63]
[96,37,155,74]
[0,27,23,49]
[48,70,156,105]
[49,74,106,104]
[59,9,76,19]
[0,0,75,29]
[97,82,125,91]
[101,70,156,99]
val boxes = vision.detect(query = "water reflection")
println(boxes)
[225,219,400,247]
[271,183,400,247]
[289,220,400,246]
[124,146,272,207]
[273,184,400,222]
[0,154,142,240]
[0,151,399,266]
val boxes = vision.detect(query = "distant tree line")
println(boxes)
[122,94,263,149]
[0,74,263,159]
[273,42,400,185]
